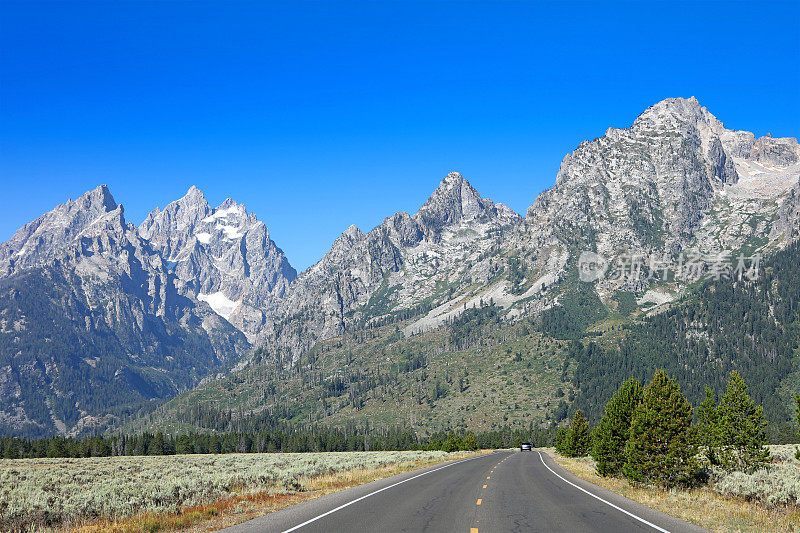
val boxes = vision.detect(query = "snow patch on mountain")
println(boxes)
[218,224,243,240]
[198,291,241,320]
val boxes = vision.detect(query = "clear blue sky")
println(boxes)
[1,1,798,271]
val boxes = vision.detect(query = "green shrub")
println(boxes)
[716,463,800,506]
[442,433,463,453]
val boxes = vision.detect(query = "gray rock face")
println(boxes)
[0,187,248,437]
[260,99,798,363]
[138,187,297,341]
[415,172,503,239]
[258,171,520,360]
[529,97,731,254]
[771,177,800,243]
[0,185,119,276]
[525,97,799,259]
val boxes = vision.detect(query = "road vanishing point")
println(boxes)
[221,450,710,533]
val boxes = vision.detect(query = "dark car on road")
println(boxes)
[520,442,532,451]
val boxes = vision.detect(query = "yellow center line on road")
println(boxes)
[476,499,482,505]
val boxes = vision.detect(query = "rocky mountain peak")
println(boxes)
[82,184,118,212]
[631,96,727,141]
[0,185,126,274]
[342,224,365,241]
[414,172,497,238]
[137,189,296,340]
[425,171,474,201]
[321,224,366,261]
[186,185,205,199]
[526,96,800,270]
[494,202,519,219]
[139,187,211,240]
[0,184,249,437]
[218,197,241,210]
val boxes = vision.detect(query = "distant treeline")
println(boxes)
[0,425,556,459]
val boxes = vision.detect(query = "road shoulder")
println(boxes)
[537,450,710,533]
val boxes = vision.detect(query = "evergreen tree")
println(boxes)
[564,409,591,457]
[176,434,194,455]
[442,433,462,453]
[46,438,67,458]
[795,394,799,440]
[713,371,770,472]
[795,394,800,460]
[591,378,642,476]
[696,387,721,463]
[623,370,697,487]
[463,432,478,451]
[554,427,569,454]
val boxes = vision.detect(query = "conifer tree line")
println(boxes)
[555,369,790,488]
[0,425,556,459]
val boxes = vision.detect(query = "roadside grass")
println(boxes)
[2,450,486,533]
[544,447,800,533]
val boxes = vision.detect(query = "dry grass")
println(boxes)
[52,450,485,533]
[544,448,800,533]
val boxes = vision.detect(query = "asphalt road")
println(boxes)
[221,450,710,533]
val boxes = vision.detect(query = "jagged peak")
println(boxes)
[210,198,253,224]
[342,224,364,240]
[218,197,240,210]
[145,186,211,221]
[186,184,205,198]
[77,184,118,213]
[419,172,479,209]
[442,170,464,184]
[415,171,493,230]
[633,96,724,132]
[640,96,702,117]
[317,224,365,263]
[180,187,210,209]
[494,202,520,219]
[430,171,473,194]
[139,187,211,238]
[0,185,127,268]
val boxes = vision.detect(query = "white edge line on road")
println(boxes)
[281,453,492,532]
[537,451,671,533]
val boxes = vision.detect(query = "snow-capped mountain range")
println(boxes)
[1,97,798,436]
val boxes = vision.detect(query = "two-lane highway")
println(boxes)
[222,451,709,532]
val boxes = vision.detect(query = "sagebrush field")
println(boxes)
[0,450,464,531]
